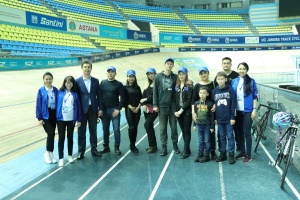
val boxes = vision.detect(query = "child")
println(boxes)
[211,71,237,164]
[193,87,214,163]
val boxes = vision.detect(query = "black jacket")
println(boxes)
[174,84,193,115]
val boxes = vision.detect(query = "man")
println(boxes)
[153,58,180,156]
[76,61,102,160]
[214,57,239,86]
[100,66,125,155]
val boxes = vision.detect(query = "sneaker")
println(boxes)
[228,154,236,164]
[58,159,64,167]
[235,152,245,160]
[160,145,167,156]
[216,153,227,162]
[243,156,252,163]
[68,156,74,163]
[211,151,217,160]
[146,146,157,153]
[49,152,57,164]
[115,146,121,155]
[44,151,52,164]
[199,155,210,163]
[194,153,204,162]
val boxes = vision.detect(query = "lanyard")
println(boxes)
[48,90,54,102]
[63,93,71,105]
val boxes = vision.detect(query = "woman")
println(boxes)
[56,76,82,167]
[140,68,158,153]
[231,62,258,163]
[124,70,142,153]
[174,66,193,159]
[36,72,58,164]
[191,66,217,160]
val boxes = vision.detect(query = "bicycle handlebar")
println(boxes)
[258,103,280,112]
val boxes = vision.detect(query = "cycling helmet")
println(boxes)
[272,112,291,127]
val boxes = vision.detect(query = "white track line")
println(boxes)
[218,162,226,200]
[78,122,159,200]
[259,141,300,199]
[11,125,128,200]
[148,132,183,200]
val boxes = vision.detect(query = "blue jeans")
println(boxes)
[218,122,235,154]
[236,111,253,157]
[197,124,210,155]
[102,107,121,146]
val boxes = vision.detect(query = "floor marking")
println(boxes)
[218,162,226,200]
[259,141,300,199]
[148,132,183,200]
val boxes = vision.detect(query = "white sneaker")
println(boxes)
[44,151,52,164]
[49,152,57,164]
[68,156,74,163]
[58,159,64,167]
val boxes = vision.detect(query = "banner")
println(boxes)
[67,20,99,35]
[0,5,26,24]
[178,46,297,52]
[259,35,300,43]
[0,58,78,71]
[159,33,183,43]
[127,30,151,41]
[182,35,245,44]
[99,25,127,39]
[25,11,67,31]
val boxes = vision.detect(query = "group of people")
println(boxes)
[35,56,258,167]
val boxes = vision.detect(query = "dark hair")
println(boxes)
[222,57,232,63]
[60,76,78,92]
[216,71,227,79]
[126,75,139,88]
[81,61,92,68]
[43,72,53,79]
[237,62,251,96]
[199,86,210,94]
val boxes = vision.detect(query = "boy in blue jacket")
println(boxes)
[211,71,237,164]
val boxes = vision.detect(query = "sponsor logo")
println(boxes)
[65,60,72,64]
[135,50,139,54]
[125,52,130,56]
[133,32,146,40]
[245,37,259,44]
[69,21,76,31]
[115,53,120,57]
[79,25,98,32]
[163,36,172,40]
[207,37,219,43]
[207,37,211,43]
[25,61,33,66]
[31,15,38,24]
[225,37,230,43]
[188,36,201,43]
[48,61,55,65]
[144,49,149,53]
[41,17,64,28]
[153,49,158,52]
[0,62,6,66]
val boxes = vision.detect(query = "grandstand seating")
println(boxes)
[45,0,125,27]
[0,0,56,16]
[0,24,102,57]
[179,8,252,35]
[114,2,194,34]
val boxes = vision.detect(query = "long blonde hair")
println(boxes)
[144,72,156,89]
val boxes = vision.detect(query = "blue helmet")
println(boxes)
[272,112,291,127]
[146,68,156,74]
[178,66,188,74]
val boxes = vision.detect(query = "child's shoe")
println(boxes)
[228,153,236,164]
[216,153,227,162]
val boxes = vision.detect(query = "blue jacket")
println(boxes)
[36,86,58,120]
[231,76,258,113]
[211,84,236,123]
[56,90,82,123]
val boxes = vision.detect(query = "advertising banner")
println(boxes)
[159,33,183,43]
[259,35,300,43]
[26,11,67,31]
[182,35,245,44]
[67,20,99,35]
[0,5,26,24]
[127,30,151,41]
[99,25,127,39]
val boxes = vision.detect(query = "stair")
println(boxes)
[172,7,202,36]
[241,14,259,36]
[39,0,64,18]
[104,0,130,21]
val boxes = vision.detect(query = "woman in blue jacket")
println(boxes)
[36,72,58,164]
[174,66,193,159]
[56,76,82,167]
[231,62,258,163]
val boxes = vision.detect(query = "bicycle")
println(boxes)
[272,112,300,189]
[252,103,280,152]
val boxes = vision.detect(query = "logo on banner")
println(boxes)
[48,61,55,65]
[225,37,230,44]
[25,61,33,66]
[31,15,38,24]
[41,17,64,28]
[207,37,212,43]
[69,21,76,31]
[188,36,201,43]
[133,32,146,40]
[65,60,72,64]
[245,37,259,44]
[79,25,98,32]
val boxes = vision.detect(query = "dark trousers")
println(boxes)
[43,109,56,152]
[158,106,178,145]
[177,112,192,150]
[78,106,98,154]
[144,112,158,147]
[57,121,75,159]
[210,130,216,152]
[125,107,141,146]
[236,111,253,157]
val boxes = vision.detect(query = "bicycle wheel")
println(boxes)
[280,138,294,189]
[254,119,268,152]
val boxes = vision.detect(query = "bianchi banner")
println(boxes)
[67,20,99,35]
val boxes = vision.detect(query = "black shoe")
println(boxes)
[173,143,181,154]
[91,150,102,157]
[235,152,245,160]
[101,146,110,154]
[181,149,189,159]
[211,151,217,160]
[199,155,210,163]
[228,153,236,164]
[146,146,157,153]
[130,145,139,153]
[216,153,227,162]
[160,145,167,156]
[194,153,203,162]
[77,153,84,160]
[187,148,191,156]
[115,145,121,155]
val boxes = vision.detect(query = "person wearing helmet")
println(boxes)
[174,66,193,159]
[124,70,142,153]
[140,68,158,153]
[231,62,258,163]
